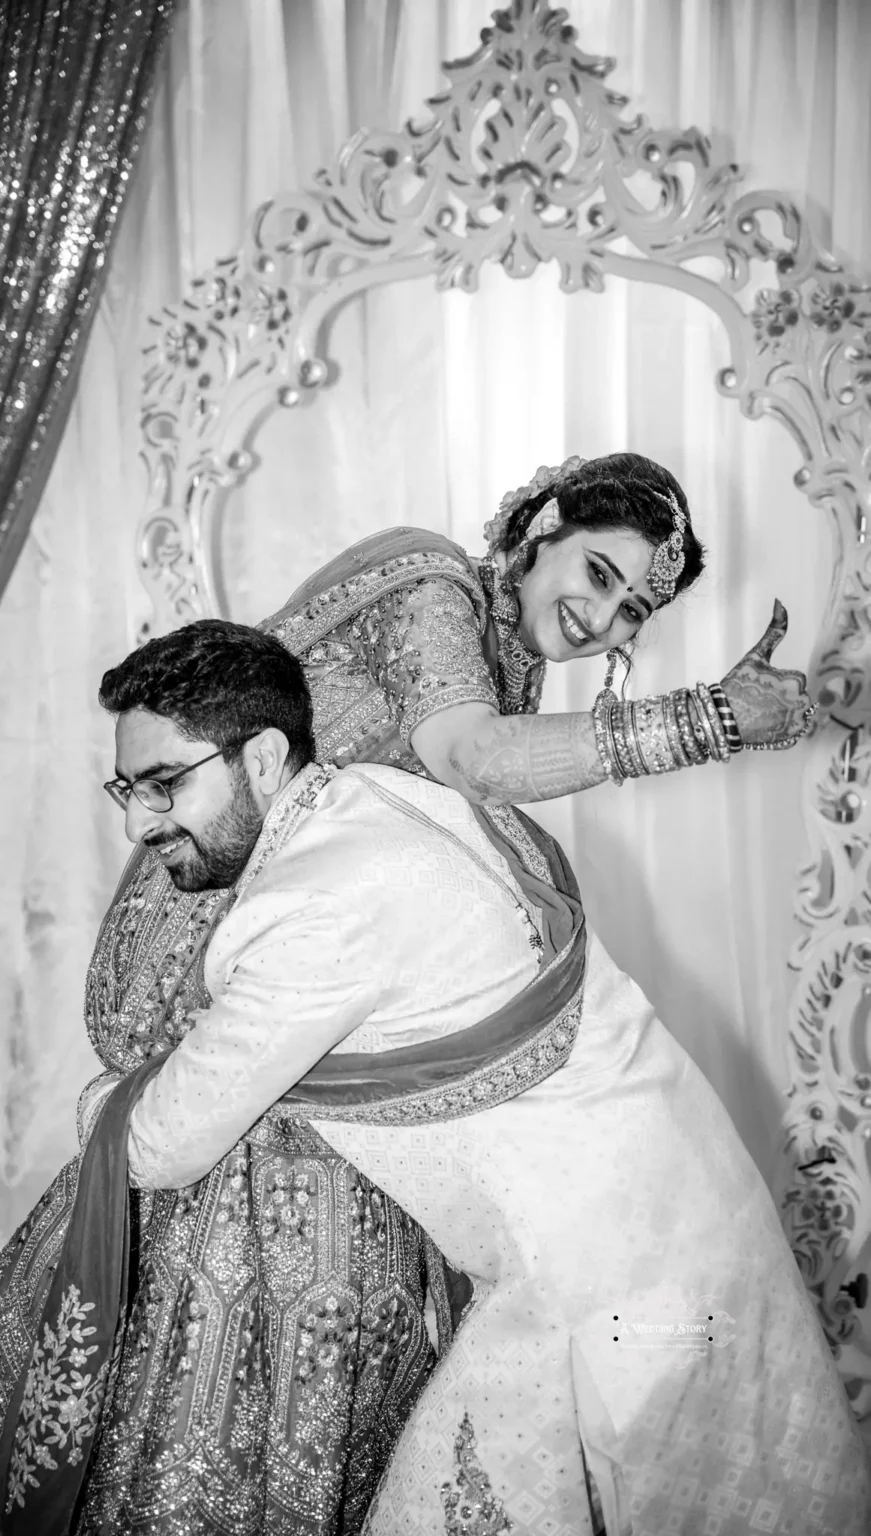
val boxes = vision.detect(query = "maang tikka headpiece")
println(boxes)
[646,490,687,605]
[485,457,688,605]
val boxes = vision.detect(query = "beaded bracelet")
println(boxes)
[592,689,625,786]
[634,698,680,774]
[602,694,627,784]
[663,690,692,768]
[674,689,709,765]
[610,702,635,781]
[687,692,723,762]
[624,702,651,778]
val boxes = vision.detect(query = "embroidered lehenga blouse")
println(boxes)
[267,532,543,774]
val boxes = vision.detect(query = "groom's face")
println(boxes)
[113,708,264,890]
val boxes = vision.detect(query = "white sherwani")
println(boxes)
[127,763,871,1536]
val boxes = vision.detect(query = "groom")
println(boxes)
[0,619,544,1536]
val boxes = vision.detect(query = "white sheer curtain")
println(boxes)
[1,0,869,1241]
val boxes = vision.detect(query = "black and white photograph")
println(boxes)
[1,2,870,1532]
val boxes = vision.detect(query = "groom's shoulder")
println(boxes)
[320,762,475,833]
[285,762,477,878]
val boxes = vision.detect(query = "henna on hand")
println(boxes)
[720,599,812,747]
[720,667,807,744]
[448,711,607,804]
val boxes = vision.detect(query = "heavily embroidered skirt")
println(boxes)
[0,1121,435,1536]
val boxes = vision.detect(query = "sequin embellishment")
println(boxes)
[441,1411,513,1535]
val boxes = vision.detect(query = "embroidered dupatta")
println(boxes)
[0,527,585,1531]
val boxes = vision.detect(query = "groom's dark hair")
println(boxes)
[99,619,315,770]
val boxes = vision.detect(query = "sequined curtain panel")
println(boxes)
[0,0,175,600]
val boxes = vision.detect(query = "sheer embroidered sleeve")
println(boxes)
[343,578,498,744]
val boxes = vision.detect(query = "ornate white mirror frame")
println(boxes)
[137,0,871,1411]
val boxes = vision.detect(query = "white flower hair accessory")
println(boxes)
[483,455,587,551]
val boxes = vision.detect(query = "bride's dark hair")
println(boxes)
[496,452,706,603]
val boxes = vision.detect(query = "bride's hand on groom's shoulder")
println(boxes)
[720,600,814,750]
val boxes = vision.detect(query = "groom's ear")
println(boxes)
[244,728,291,796]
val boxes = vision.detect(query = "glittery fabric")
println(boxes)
[0,0,175,597]
[76,1126,433,1536]
[0,532,543,1529]
[0,835,436,1535]
[267,544,500,771]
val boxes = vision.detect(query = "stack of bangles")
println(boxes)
[592,682,744,786]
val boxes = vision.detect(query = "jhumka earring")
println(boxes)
[505,538,532,593]
[604,645,634,695]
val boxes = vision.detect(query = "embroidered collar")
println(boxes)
[235,761,337,899]
[478,555,546,716]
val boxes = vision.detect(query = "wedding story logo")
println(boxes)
[610,1297,737,1354]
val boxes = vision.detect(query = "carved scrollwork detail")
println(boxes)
[139,1,871,712]
[773,724,871,1413]
[136,0,871,1412]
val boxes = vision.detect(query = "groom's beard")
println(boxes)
[147,769,265,891]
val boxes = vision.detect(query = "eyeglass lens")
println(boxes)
[131,779,174,812]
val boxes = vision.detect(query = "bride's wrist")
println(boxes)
[592,683,742,785]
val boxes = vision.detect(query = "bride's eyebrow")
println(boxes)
[588,550,653,617]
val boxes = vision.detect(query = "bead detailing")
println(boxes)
[592,689,624,786]
[477,556,546,716]
[482,804,554,886]
[695,682,732,762]
[441,1411,513,1534]
[674,689,708,765]
[590,684,746,779]
[288,987,583,1127]
[264,550,485,658]
[647,489,687,603]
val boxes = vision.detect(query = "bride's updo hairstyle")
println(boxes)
[495,452,706,604]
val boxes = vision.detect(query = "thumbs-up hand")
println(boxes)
[720,601,815,750]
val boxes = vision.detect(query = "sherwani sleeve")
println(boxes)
[127,885,378,1190]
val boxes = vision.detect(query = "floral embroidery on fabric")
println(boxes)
[441,1411,513,1535]
[263,549,485,657]
[5,1284,107,1512]
[342,578,498,745]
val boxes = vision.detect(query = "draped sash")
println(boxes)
[0,1056,167,1534]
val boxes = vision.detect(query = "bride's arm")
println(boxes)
[412,702,607,804]
[354,579,811,806]
[413,600,814,805]
[346,577,606,802]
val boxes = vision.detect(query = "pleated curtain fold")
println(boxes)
[0,0,175,598]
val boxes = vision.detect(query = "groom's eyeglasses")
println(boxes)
[104,740,253,814]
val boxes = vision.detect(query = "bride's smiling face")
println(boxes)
[515,526,657,662]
